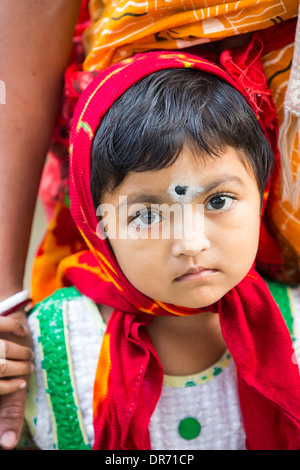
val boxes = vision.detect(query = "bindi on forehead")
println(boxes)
[167,183,204,204]
[174,185,188,196]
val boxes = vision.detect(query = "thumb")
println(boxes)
[0,387,27,449]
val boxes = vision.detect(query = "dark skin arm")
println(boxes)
[0,0,81,449]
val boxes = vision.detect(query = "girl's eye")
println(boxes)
[131,210,162,227]
[206,195,235,211]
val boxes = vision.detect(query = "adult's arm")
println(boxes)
[0,0,82,449]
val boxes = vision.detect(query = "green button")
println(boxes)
[178,417,201,440]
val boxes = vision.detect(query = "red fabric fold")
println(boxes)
[93,311,163,450]
[218,270,300,450]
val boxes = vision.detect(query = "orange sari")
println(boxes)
[83,0,298,70]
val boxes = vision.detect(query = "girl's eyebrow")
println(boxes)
[202,175,245,194]
[117,194,166,212]
[116,175,244,211]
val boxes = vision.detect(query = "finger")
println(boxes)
[0,388,27,449]
[0,339,33,361]
[0,315,28,337]
[0,358,34,380]
[0,378,27,395]
[8,311,31,336]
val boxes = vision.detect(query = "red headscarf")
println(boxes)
[64,49,300,450]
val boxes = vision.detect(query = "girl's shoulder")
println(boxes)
[25,287,106,450]
[30,286,87,314]
[28,286,106,340]
[264,277,300,344]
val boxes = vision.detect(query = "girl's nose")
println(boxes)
[171,204,210,257]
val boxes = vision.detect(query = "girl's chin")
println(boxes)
[156,295,220,310]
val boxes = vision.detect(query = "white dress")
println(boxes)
[24,280,300,450]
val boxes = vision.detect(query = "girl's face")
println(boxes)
[99,146,262,308]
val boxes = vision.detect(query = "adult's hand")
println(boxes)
[0,311,34,450]
[0,0,82,449]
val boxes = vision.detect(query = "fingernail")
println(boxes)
[19,323,27,333]
[0,431,17,448]
[19,381,27,389]
[15,321,27,336]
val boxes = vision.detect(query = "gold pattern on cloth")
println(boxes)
[83,0,298,71]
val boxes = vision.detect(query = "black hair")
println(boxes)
[91,68,274,206]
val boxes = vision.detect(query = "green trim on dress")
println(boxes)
[264,278,295,341]
[164,348,232,388]
[32,287,92,450]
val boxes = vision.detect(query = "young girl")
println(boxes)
[24,50,300,450]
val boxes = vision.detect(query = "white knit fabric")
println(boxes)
[289,285,300,370]
[65,296,105,447]
[28,313,54,450]
[149,361,246,450]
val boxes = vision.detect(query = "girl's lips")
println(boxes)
[174,268,219,282]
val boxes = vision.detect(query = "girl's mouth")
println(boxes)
[174,267,219,282]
